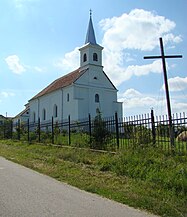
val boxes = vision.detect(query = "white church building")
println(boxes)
[28,13,122,123]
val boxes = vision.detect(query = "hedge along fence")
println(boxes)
[1,110,187,153]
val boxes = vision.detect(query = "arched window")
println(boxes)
[95,94,99,103]
[67,93,70,102]
[33,112,36,123]
[93,53,98,61]
[83,53,87,62]
[53,104,58,118]
[42,109,46,120]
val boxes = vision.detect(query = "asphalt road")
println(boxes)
[0,157,158,217]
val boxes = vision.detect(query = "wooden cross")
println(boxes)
[144,37,182,146]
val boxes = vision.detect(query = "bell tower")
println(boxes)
[79,11,103,70]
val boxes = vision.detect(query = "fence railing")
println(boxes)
[0,110,187,153]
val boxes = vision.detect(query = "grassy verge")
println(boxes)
[0,140,187,217]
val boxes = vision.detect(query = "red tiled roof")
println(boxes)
[30,68,87,101]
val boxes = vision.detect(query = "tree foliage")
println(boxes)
[91,109,110,150]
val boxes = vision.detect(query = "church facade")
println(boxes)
[28,14,122,123]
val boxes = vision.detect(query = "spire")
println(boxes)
[85,10,97,45]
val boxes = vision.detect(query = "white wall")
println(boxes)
[63,86,78,121]
[29,99,39,122]
[29,90,63,123]
[74,68,122,120]
[73,85,121,120]
[79,43,103,68]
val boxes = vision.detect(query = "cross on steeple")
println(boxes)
[85,10,97,45]
[144,37,182,147]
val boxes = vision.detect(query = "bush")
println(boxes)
[90,109,110,150]
[123,123,134,139]
[134,126,152,146]
[156,124,170,137]
[29,132,37,141]
[1,120,12,139]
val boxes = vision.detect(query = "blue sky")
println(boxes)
[0,0,186,117]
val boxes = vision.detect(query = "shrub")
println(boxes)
[156,124,170,137]
[134,126,152,146]
[90,109,110,150]
[123,123,134,139]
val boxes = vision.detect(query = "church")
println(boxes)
[26,13,122,123]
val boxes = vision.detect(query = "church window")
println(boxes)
[95,94,99,103]
[42,109,46,120]
[53,104,58,118]
[83,53,87,62]
[67,93,70,102]
[93,53,98,61]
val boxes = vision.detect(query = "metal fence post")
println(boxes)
[38,118,41,143]
[151,109,156,145]
[27,119,30,142]
[68,115,71,145]
[115,112,119,149]
[3,120,5,139]
[88,113,92,144]
[10,120,13,139]
[18,119,21,140]
[52,116,54,144]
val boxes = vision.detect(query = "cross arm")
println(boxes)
[144,55,182,59]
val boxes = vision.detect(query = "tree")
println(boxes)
[1,120,12,139]
[91,109,110,150]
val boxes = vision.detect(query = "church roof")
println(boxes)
[30,67,117,101]
[85,13,97,45]
[14,106,29,118]
[30,68,87,100]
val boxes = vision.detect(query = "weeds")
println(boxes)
[0,140,187,217]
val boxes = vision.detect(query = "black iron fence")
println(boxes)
[0,110,187,153]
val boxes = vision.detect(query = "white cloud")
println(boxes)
[100,9,181,52]
[172,102,187,114]
[5,55,46,75]
[163,33,182,44]
[164,76,187,92]
[0,91,15,103]
[104,58,162,86]
[121,88,142,98]
[120,89,158,109]
[1,91,15,98]
[119,88,187,116]
[99,9,182,86]
[33,66,45,72]
[54,47,79,71]
[5,55,26,74]
[1,92,9,98]
[126,60,162,76]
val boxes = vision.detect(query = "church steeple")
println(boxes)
[79,11,103,69]
[85,10,97,45]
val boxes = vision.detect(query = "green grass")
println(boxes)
[8,130,187,154]
[0,139,187,217]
